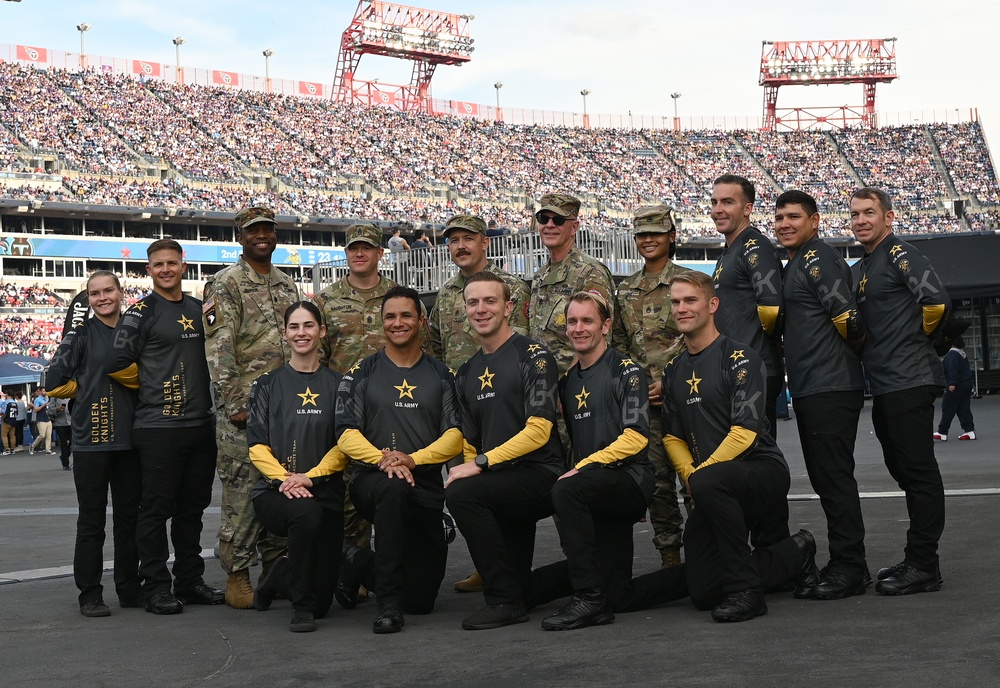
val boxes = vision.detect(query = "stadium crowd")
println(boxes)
[0,313,62,358]
[2,283,63,307]
[0,61,997,239]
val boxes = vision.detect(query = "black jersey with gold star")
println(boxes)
[107,291,213,428]
[246,364,345,502]
[852,233,949,395]
[456,333,563,471]
[784,235,865,398]
[712,226,784,379]
[662,334,783,468]
[335,349,460,467]
[560,347,652,491]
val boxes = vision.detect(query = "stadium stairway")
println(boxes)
[824,131,866,189]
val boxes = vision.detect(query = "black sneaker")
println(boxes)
[144,591,183,615]
[174,583,224,605]
[461,601,529,631]
[810,570,868,600]
[290,609,316,633]
[790,530,820,599]
[711,589,767,622]
[254,556,287,611]
[80,600,111,617]
[373,602,405,634]
[875,563,942,595]
[541,590,614,631]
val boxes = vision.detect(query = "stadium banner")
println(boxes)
[371,88,399,108]
[450,100,480,117]
[0,235,344,269]
[132,60,162,78]
[212,70,239,87]
[16,45,48,63]
[298,81,324,97]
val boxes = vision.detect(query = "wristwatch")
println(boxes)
[474,453,490,471]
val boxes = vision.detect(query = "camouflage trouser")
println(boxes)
[343,462,372,550]
[216,420,287,573]
[647,413,684,551]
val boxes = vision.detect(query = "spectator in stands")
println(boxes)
[387,228,410,253]
[411,231,432,249]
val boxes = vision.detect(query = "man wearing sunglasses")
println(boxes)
[529,193,615,378]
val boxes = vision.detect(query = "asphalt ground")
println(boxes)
[2,396,999,687]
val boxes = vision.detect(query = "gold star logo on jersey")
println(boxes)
[730,349,745,362]
[890,244,904,257]
[348,362,361,374]
[804,249,818,260]
[297,387,319,406]
[858,274,868,293]
[448,368,456,376]
[478,367,495,390]
[620,358,635,367]
[714,266,724,281]
[395,379,417,400]
[132,301,147,312]
[687,373,702,394]
[527,344,542,353]
[177,315,195,331]
[744,238,758,247]
[575,385,590,409]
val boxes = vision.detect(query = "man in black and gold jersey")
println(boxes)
[774,190,870,600]
[850,187,949,596]
[529,292,690,630]
[108,239,223,615]
[446,271,563,631]
[662,271,816,622]
[335,286,463,634]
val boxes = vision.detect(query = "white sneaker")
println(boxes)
[933,433,947,441]
[959,431,976,441]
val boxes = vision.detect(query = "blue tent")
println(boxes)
[0,353,48,385]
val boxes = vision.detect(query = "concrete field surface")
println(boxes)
[1,396,999,687]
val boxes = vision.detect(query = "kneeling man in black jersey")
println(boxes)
[335,286,463,634]
[662,271,817,622]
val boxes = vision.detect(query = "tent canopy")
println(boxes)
[0,353,48,386]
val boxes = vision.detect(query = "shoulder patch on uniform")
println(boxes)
[898,259,910,274]
[735,368,749,384]
[747,253,759,268]
[809,265,822,282]
[202,297,219,328]
[535,358,548,372]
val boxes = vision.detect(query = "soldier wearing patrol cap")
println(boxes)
[204,205,302,609]
[428,213,530,594]
[530,193,615,375]
[612,205,689,569]
[315,223,397,602]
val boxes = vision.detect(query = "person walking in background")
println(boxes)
[14,391,28,449]
[29,387,54,455]
[1,392,17,455]
[48,395,72,470]
[935,336,976,442]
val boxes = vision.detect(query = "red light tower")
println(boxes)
[333,0,474,113]
[760,38,898,130]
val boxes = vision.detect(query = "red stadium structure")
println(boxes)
[760,38,898,131]
[332,0,474,113]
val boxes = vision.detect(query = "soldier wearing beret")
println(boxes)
[612,205,689,569]
[204,205,302,609]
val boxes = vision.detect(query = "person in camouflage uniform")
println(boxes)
[427,213,530,594]
[529,193,615,375]
[611,205,689,569]
[203,205,302,609]
[314,223,393,602]
[428,214,529,370]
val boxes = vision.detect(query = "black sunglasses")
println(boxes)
[535,212,577,226]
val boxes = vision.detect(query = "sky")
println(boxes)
[2,0,999,143]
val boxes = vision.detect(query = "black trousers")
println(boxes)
[349,469,448,613]
[750,375,790,549]
[527,467,689,613]
[685,455,801,609]
[253,490,343,617]
[73,449,142,605]
[15,419,24,447]
[446,462,556,605]
[795,390,867,578]
[872,387,946,570]
[938,383,975,435]
[134,425,216,596]
[55,426,72,467]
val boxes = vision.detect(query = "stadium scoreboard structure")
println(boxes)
[760,38,898,130]
[333,0,474,113]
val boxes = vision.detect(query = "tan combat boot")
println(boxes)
[225,569,254,609]
[454,570,485,593]
[661,546,682,569]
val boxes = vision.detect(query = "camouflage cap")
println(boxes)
[345,223,382,248]
[444,214,487,236]
[537,193,581,218]
[234,205,277,231]
[632,204,677,234]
